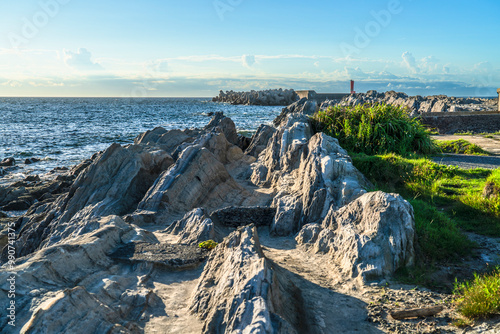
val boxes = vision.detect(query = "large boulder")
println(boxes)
[136,133,249,217]
[296,191,416,281]
[245,124,277,157]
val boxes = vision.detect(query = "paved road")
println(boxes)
[431,154,500,170]
[431,135,500,169]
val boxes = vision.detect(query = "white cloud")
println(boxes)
[1,80,22,87]
[420,56,440,73]
[242,54,255,68]
[402,51,419,74]
[473,61,494,73]
[63,48,103,71]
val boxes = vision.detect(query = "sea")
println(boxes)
[0,97,283,185]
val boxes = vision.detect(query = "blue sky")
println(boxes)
[0,0,499,97]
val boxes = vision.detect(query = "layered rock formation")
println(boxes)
[212,89,299,106]
[0,107,417,332]
[330,90,497,116]
[190,225,298,334]
[296,191,415,281]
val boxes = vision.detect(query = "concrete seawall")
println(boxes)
[421,113,500,134]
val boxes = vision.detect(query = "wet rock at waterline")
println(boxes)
[0,157,15,167]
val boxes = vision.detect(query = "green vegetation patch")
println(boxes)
[436,139,490,155]
[351,153,500,237]
[312,103,437,156]
[199,240,218,250]
[454,267,500,319]
[313,104,500,295]
[410,199,472,260]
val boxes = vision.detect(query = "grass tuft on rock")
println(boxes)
[454,267,500,319]
[199,240,218,250]
[312,103,437,156]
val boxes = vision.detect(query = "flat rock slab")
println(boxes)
[210,206,276,227]
[110,242,209,269]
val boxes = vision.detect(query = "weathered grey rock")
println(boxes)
[294,223,322,245]
[237,134,252,151]
[273,98,318,126]
[210,206,276,227]
[296,191,416,281]
[20,286,139,334]
[431,100,448,113]
[165,208,215,244]
[252,114,369,236]
[24,157,40,165]
[338,90,496,115]
[0,216,156,331]
[1,197,34,211]
[204,112,239,146]
[137,133,248,217]
[245,124,277,157]
[0,111,420,333]
[0,178,72,215]
[10,143,174,258]
[190,225,296,334]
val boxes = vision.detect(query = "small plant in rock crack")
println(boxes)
[199,240,218,250]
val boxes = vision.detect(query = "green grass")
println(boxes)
[351,153,500,238]
[312,104,500,294]
[351,153,479,260]
[454,267,500,319]
[311,103,437,156]
[436,139,490,155]
[410,199,472,260]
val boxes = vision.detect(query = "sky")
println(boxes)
[0,0,499,97]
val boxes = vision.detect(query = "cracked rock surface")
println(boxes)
[1,110,421,333]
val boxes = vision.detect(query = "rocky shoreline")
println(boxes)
[334,90,497,116]
[212,88,298,106]
[212,88,497,115]
[0,103,498,333]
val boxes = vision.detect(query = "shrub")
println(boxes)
[454,267,500,319]
[312,103,437,156]
[199,240,218,250]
